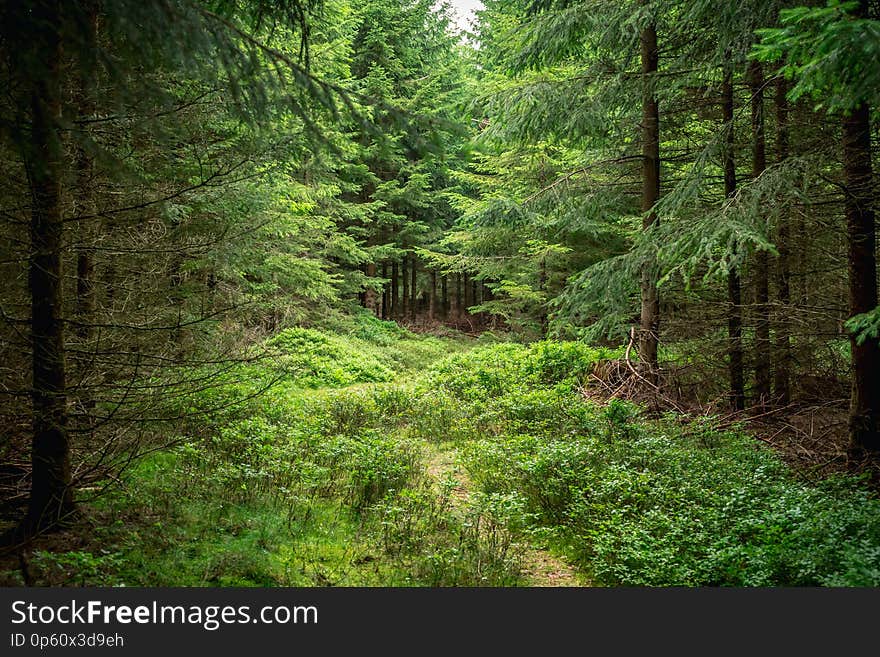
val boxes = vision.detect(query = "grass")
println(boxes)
[1,316,523,587]
[5,315,880,588]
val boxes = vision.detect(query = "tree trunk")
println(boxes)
[391,261,399,318]
[539,257,548,336]
[364,261,377,314]
[429,270,437,320]
[26,0,75,532]
[723,66,745,411]
[410,254,417,321]
[73,2,98,344]
[441,275,448,320]
[381,261,389,320]
[639,12,660,380]
[749,60,772,404]
[72,23,98,428]
[456,273,463,321]
[401,254,409,320]
[773,73,791,405]
[844,102,880,455]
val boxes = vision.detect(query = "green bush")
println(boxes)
[266,328,395,387]
[459,415,880,586]
[75,332,880,589]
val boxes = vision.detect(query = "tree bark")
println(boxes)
[639,12,660,380]
[723,66,745,411]
[401,254,409,320]
[773,73,791,405]
[391,260,399,318]
[364,261,377,314]
[381,261,389,320]
[456,273,463,321]
[410,254,417,321]
[441,275,448,320]
[73,2,98,344]
[844,102,880,455]
[429,270,437,321]
[749,60,772,404]
[26,0,75,532]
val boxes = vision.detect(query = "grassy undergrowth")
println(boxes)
[2,314,523,587]
[419,342,880,586]
[6,315,880,587]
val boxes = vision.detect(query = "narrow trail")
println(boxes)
[423,446,585,587]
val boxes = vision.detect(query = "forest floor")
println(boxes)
[422,445,583,587]
[0,320,583,587]
[3,315,880,587]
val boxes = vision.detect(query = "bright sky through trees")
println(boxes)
[441,0,483,32]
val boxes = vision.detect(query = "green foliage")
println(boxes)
[369,485,524,586]
[845,307,880,346]
[379,340,880,587]
[18,327,880,589]
[754,1,880,113]
[266,327,396,386]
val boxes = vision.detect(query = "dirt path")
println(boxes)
[424,446,585,587]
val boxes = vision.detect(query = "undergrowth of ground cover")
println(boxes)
[7,323,880,588]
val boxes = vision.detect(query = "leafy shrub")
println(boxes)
[369,484,525,586]
[461,415,880,586]
[265,328,395,387]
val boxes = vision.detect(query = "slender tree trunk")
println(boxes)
[364,261,377,314]
[639,13,660,380]
[456,273,463,321]
[774,73,791,405]
[441,275,448,320]
[73,2,98,344]
[749,60,772,404]
[723,66,745,411]
[26,0,75,532]
[539,257,548,336]
[381,261,389,320]
[70,6,100,432]
[429,270,437,320]
[401,255,409,320]
[844,101,880,455]
[410,254,417,321]
[391,261,399,318]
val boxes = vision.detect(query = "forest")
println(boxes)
[1,0,880,588]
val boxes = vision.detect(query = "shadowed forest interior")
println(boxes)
[2,0,880,587]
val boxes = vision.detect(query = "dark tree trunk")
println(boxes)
[381,261,389,320]
[723,66,745,411]
[749,60,772,404]
[456,273,463,321]
[774,73,791,405]
[410,254,417,321]
[364,261,377,314]
[441,275,448,320]
[26,0,75,532]
[73,2,98,344]
[844,102,880,455]
[391,261,399,318]
[429,270,437,320]
[639,13,660,380]
[401,255,409,320]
